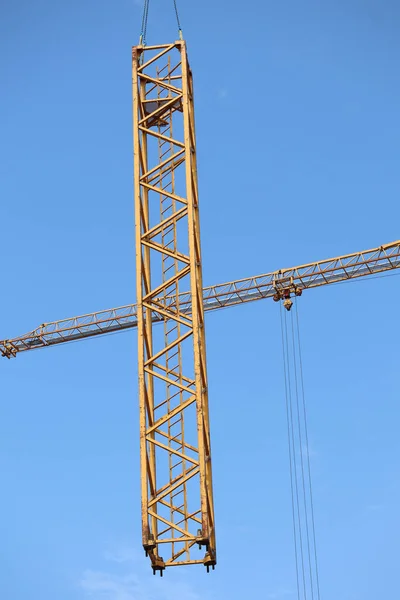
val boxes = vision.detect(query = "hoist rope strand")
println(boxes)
[290,312,315,600]
[285,312,308,600]
[295,298,321,600]
[139,0,183,44]
[280,304,301,600]
[139,0,150,45]
[173,0,183,37]
[282,305,308,599]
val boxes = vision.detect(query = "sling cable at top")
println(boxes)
[2,0,400,584]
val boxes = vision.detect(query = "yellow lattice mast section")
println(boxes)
[132,40,216,574]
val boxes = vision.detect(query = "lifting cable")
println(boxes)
[294,300,321,600]
[173,0,183,38]
[139,0,183,47]
[139,0,150,46]
[280,298,321,600]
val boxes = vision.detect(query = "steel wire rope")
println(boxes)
[280,303,301,600]
[139,0,183,44]
[285,309,308,600]
[290,310,315,600]
[172,0,183,39]
[294,297,321,600]
[281,304,308,599]
[139,0,150,45]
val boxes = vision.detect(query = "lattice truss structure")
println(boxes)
[131,41,215,572]
[2,240,399,355]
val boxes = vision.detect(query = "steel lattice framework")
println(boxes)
[131,41,215,572]
[2,240,399,357]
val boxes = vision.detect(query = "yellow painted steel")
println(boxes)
[132,41,216,572]
[0,237,400,358]
[2,240,400,357]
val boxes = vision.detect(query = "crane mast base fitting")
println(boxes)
[151,556,166,576]
[132,41,216,572]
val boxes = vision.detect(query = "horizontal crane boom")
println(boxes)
[1,240,399,358]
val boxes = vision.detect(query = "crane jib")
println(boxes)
[1,240,400,359]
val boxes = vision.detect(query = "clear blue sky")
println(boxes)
[1,1,400,598]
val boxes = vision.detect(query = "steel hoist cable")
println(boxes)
[280,303,302,600]
[139,0,150,45]
[139,0,183,45]
[281,303,308,600]
[294,299,321,600]
[290,306,315,600]
[279,300,321,600]
[173,0,183,39]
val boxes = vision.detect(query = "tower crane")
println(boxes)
[2,12,400,580]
